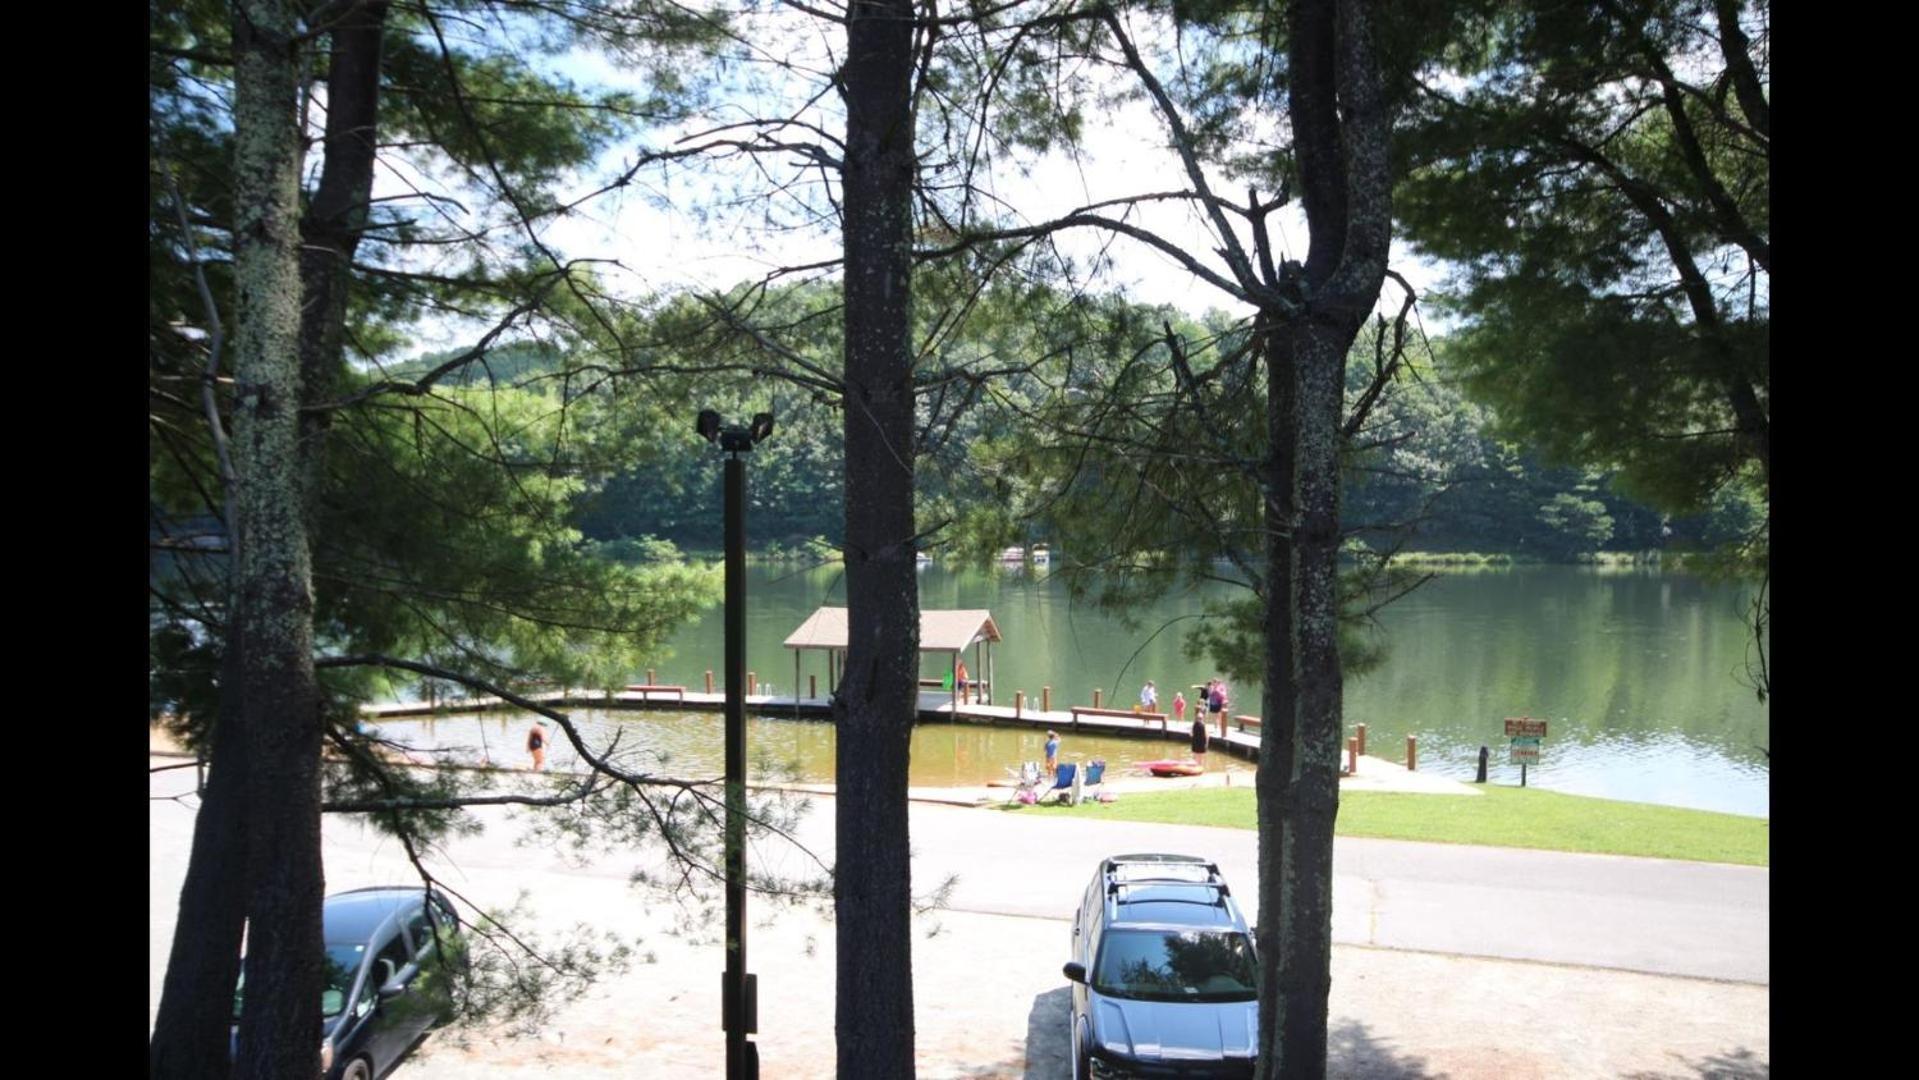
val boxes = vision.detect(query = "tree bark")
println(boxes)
[1254,3,1390,1078]
[298,0,389,510]
[834,2,920,1077]
[153,13,388,1076]
[149,645,249,1080]
[227,2,326,1077]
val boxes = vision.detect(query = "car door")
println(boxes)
[357,929,419,1071]
[395,903,451,1041]
[1070,871,1101,1062]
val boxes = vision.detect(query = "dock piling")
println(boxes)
[1357,723,1367,756]
[1406,735,1417,771]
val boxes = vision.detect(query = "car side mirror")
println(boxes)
[1062,961,1087,984]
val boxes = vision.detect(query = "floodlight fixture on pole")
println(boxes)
[701,409,775,456]
[696,409,771,1080]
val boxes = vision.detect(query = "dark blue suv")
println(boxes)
[1063,854,1259,1078]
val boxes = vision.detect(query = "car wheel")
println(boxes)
[340,1056,374,1080]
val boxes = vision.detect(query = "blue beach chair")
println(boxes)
[1046,762,1079,802]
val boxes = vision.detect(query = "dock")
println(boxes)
[360,688,1477,796]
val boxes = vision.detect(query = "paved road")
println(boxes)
[785,799,1768,985]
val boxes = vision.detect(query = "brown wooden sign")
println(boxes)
[1504,717,1548,737]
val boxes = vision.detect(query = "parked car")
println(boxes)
[1063,854,1259,1079]
[232,886,462,1080]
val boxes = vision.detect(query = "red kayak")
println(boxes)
[1139,759,1203,777]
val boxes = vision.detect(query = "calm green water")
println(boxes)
[384,562,1768,816]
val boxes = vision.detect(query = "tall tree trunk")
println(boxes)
[150,644,249,1080]
[1255,317,1352,1079]
[298,0,388,509]
[228,1,326,1076]
[1254,317,1300,1075]
[835,2,920,1077]
[1255,2,1391,1077]
[152,14,388,1076]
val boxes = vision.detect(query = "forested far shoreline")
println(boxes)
[385,301,1760,565]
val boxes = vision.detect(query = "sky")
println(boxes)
[375,4,1451,357]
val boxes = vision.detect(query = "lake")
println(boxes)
[383,561,1769,817]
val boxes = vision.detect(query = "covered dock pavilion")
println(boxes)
[782,606,1003,707]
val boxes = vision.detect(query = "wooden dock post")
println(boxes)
[1092,688,1103,709]
[1406,735,1417,771]
[1347,736,1358,775]
[809,675,817,698]
[705,670,714,694]
[1042,686,1052,712]
[646,668,655,685]
[1015,691,1024,719]
[1357,723,1367,756]
[748,671,756,697]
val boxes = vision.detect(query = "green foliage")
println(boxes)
[1394,0,1769,557]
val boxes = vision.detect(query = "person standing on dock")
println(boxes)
[527,721,548,771]
[1139,680,1157,712]
[1172,691,1186,729]
[955,658,970,700]
[1208,680,1228,735]
[1045,730,1060,776]
[1191,711,1210,772]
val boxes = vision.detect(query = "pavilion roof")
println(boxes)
[781,606,1001,654]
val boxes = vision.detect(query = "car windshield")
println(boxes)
[1093,928,1257,1003]
[321,944,366,1017]
[231,944,365,1022]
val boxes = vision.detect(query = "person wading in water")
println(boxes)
[527,721,548,771]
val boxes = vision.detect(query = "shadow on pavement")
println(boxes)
[1327,1020,1441,1079]
[1006,991,1444,1080]
[1021,985,1072,1080]
[1622,1046,1769,1080]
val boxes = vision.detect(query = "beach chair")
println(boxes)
[1006,761,1044,804]
[1046,762,1079,804]
[1084,760,1106,786]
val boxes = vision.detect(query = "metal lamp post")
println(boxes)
[696,408,774,1080]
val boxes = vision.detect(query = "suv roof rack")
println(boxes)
[1102,855,1231,901]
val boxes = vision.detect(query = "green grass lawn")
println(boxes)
[1003,785,1768,866]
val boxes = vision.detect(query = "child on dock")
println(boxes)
[1172,691,1186,728]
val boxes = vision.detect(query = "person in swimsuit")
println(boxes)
[527,721,548,771]
[1172,691,1186,728]
[1044,730,1060,776]
[955,658,969,700]
[1191,713,1210,772]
